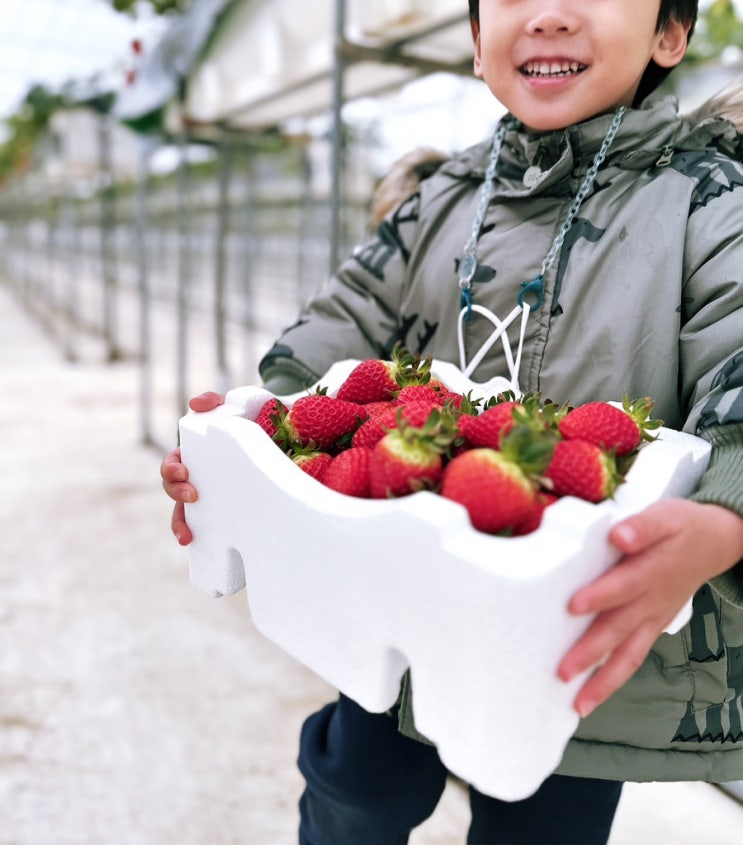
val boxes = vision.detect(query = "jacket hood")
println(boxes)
[684,78,743,140]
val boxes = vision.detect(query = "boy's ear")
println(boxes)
[471,18,483,78]
[652,17,691,70]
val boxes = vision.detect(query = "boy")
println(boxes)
[162,1,743,841]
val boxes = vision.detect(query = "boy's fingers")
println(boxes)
[558,607,634,682]
[160,448,186,482]
[188,392,225,413]
[609,501,679,554]
[571,625,656,718]
[171,502,193,546]
[160,448,197,503]
[567,560,645,616]
[163,480,197,503]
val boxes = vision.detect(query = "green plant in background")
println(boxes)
[112,0,189,14]
[686,0,743,64]
[0,86,68,184]
[0,84,117,186]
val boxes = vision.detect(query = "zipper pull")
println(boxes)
[656,144,674,168]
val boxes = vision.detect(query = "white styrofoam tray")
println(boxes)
[179,359,711,801]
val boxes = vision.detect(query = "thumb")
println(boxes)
[188,391,225,413]
[609,500,675,555]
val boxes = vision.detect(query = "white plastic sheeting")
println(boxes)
[186,0,473,128]
[117,0,475,131]
[116,0,232,126]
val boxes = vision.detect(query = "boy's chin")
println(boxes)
[507,103,581,133]
[516,117,575,134]
[515,106,621,134]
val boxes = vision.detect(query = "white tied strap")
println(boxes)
[457,302,531,393]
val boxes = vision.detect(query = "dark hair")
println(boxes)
[467,0,698,104]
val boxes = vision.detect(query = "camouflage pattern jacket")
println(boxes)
[260,90,743,784]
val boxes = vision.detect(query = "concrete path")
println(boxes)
[1,282,741,844]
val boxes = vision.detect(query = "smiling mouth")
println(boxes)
[520,60,588,78]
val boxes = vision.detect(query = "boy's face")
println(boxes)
[473,0,689,131]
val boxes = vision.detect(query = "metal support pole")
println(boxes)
[44,192,57,339]
[297,143,313,304]
[214,139,233,394]
[136,136,155,448]
[329,0,347,278]
[176,130,191,422]
[240,152,257,381]
[63,187,79,363]
[98,111,121,362]
[22,188,33,310]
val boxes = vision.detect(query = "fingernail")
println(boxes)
[570,598,589,615]
[613,523,636,546]
[578,700,596,719]
[558,663,577,683]
[175,531,183,544]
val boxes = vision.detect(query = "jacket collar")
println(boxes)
[442,88,742,194]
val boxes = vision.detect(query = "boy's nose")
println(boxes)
[526,6,580,36]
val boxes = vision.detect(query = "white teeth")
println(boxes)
[522,60,586,78]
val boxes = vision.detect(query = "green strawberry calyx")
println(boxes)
[621,393,663,445]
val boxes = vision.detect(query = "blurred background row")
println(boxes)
[1,0,742,452]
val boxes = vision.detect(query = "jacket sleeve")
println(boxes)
[680,162,743,437]
[258,191,426,390]
[680,156,743,604]
[689,422,743,606]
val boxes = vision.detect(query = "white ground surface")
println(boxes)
[1,282,742,844]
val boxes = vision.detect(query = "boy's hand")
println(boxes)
[160,392,225,546]
[558,499,743,718]
[161,448,196,545]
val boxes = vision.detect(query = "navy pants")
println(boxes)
[298,695,623,845]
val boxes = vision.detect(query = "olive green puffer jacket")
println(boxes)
[260,90,743,784]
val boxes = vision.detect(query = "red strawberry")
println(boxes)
[369,412,455,498]
[395,400,445,426]
[335,347,432,404]
[439,390,467,410]
[395,384,444,405]
[278,394,363,451]
[441,448,537,534]
[458,401,522,449]
[421,379,472,411]
[352,401,442,449]
[351,415,392,449]
[558,395,661,457]
[363,400,398,419]
[323,447,373,498]
[544,439,622,503]
[457,393,560,450]
[336,359,397,403]
[254,397,288,442]
[292,450,333,481]
[511,492,559,536]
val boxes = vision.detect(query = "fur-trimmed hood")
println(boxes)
[684,77,743,137]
